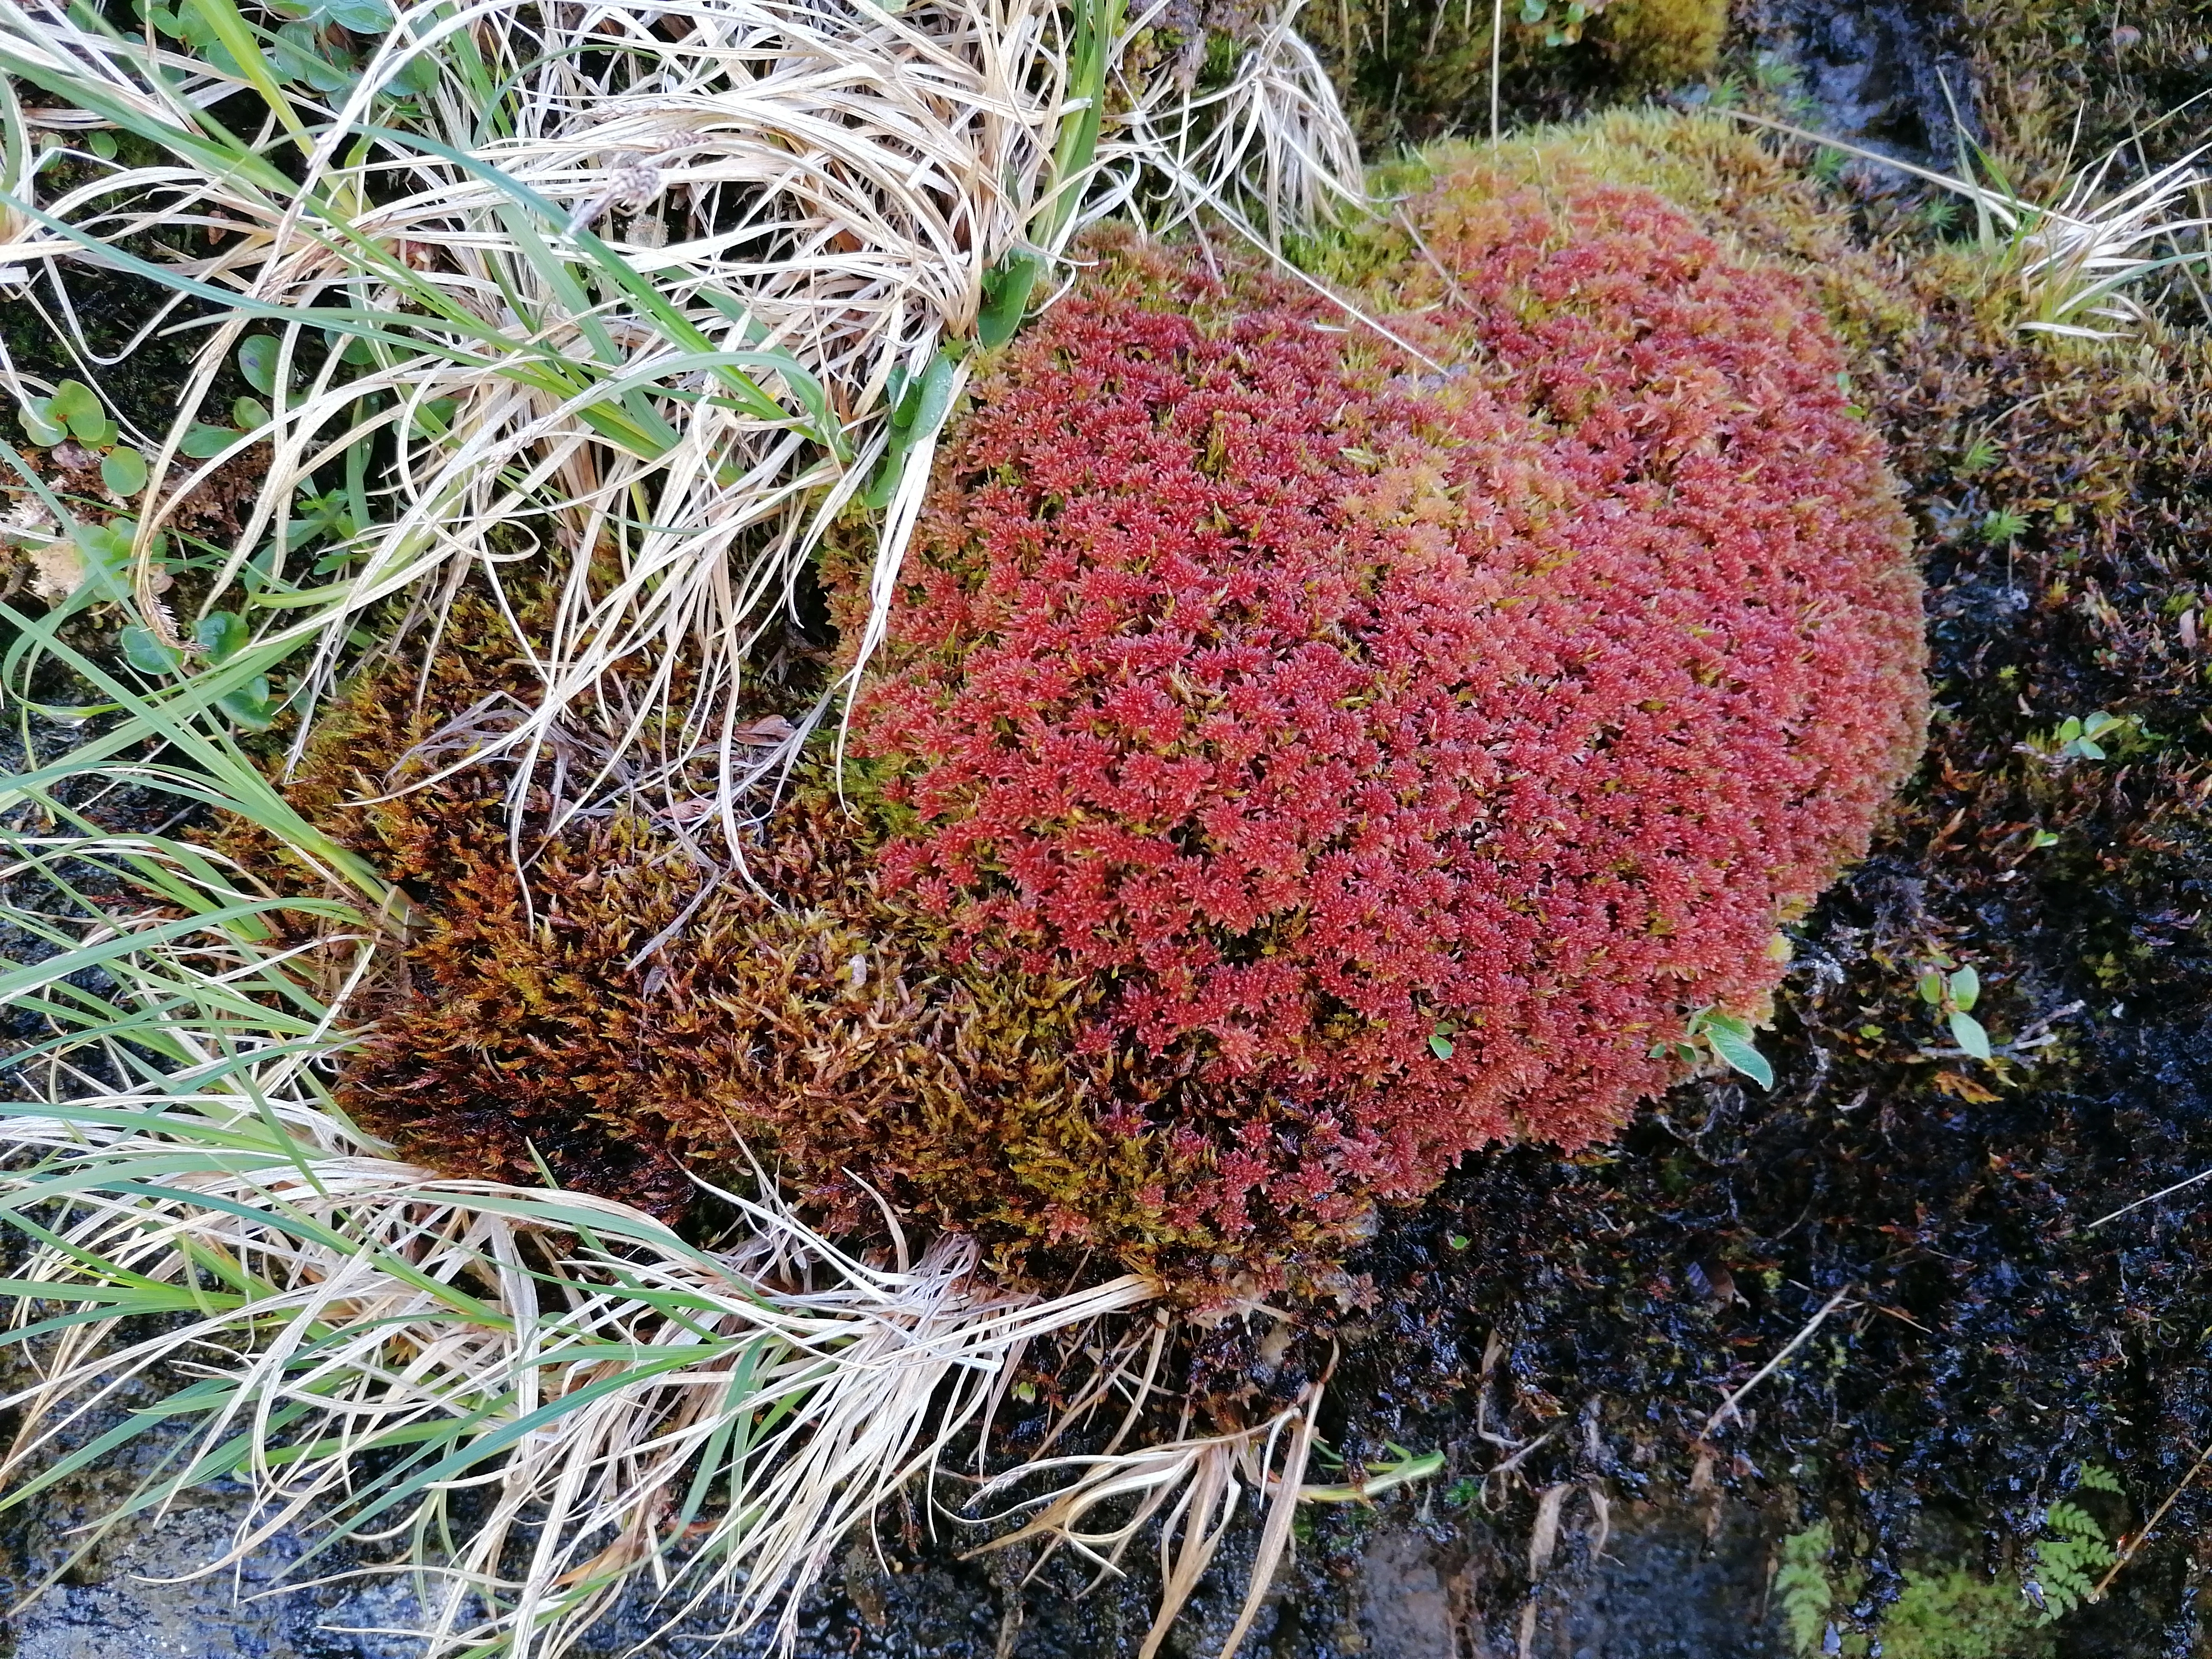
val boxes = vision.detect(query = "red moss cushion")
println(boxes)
[846,184,1926,1243]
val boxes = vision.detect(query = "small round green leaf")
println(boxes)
[392,52,441,93]
[120,624,182,676]
[100,445,149,498]
[232,396,272,431]
[49,379,106,441]
[316,0,394,29]
[180,424,239,459]
[1428,1033,1455,1061]
[219,675,277,730]
[18,399,65,446]
[195,609,249,665]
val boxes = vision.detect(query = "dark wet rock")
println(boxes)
[1749,0,1979,164]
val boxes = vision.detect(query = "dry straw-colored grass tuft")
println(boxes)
[0,0,1362,833]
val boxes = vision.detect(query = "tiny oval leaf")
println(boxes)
[1703,1021,1774,1089]
[237,336,280,396]
[1948,966,1979,1012]
[100,445,148,498]
[1949,1010,1993,1061]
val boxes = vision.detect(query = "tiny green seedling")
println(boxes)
[2048,710,2130,760]
[1956,434,1998,473]
[1918,962,1992,1061]
[1515,0,1589,45]
[122,604,278,728]
[1654,1006,1773,1089]
[67,519,137,603]
[15,379,150,495]
[1980,507,2030,545]
[862,351,958,510]
[1429,1019,1458,1061]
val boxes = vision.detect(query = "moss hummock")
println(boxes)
[249,148,1923,1297]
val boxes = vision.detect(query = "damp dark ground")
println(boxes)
[11,2,2212,1656]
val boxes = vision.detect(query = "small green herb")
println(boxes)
[69,520,136,603]
[2046,711,2132,761]
[2073,1463,2123,1494]
[2028,1499,2114,1623]
[1775,1523,1835,1657]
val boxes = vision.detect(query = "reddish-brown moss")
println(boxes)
[838,199,1924,1246]
[254,163,1924,1293]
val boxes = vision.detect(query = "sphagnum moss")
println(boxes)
[240,593,1236,1286]
[273,157,1927,1300]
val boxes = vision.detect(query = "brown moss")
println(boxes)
[244,595,1347,1289]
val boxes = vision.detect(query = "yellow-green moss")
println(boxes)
[1590,0,1728,88]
